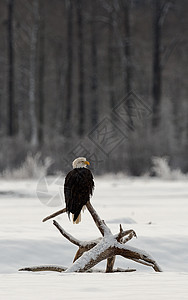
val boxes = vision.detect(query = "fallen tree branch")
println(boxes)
[19,265,136,273]
[86,201,110,236]
[19,265,67,272]
[53,220,101,248]
[86,201,114,271]
[42,208,66,222]
[115,267,136,272]
[64,233,162,273]
[53,220,82,247]
[115,245,162,272]
[21,201,162,273]
[115,225,137,242]
[53,218,136,264]
[53,219,100,263]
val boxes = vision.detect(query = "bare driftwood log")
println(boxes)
[19,265,67,273]
[19,265,136,273]
[19,201,162,273]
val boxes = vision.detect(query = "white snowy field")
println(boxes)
[0,176,188,299]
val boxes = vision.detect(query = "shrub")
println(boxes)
[151,156,186,180]
[2,152,52,179]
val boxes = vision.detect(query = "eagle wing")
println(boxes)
[64,168,94,222]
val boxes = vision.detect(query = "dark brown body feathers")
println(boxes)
[64,168,94,222]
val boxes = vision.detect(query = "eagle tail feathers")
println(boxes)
[72,213,81,224]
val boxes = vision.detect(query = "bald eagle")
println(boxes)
[64,157,94,224]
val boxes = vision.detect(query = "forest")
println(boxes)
[0,0,187,175]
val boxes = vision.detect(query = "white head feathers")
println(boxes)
[72,157,90,169]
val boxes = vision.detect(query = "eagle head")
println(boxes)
[72,157,90,169]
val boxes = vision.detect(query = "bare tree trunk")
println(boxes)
[108,15,115,116]
[124,0,132,93]
[77,0,85,137]
[7,0,15,136]
[90,2,98,129]
[29,0,39,147]
[123,0,133,127]
[152,0,162,128]
[63,0,73,137]
[55,42,68,135]
[38,0,45,147]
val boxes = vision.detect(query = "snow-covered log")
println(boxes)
[19,201,162,273]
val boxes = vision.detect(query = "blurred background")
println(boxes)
[0,0,187,176]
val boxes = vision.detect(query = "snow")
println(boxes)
[1,272,188,300]
[0,176,188,299]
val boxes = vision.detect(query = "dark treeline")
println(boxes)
[0,0,187,175]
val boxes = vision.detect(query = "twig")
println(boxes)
[123,231,137,243]
[42,208,66,222]
[114,267,136,272]
[53,220,81,247]
[116,226,136,242]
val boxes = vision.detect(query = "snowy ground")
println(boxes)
[0,176,188,299]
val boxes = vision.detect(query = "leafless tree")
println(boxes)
[90,2,99,129]
[77,0,85,137]
[152,0,172,128]
[38,0,45,147]
[29,0,39,147]
[152,0,162,128]
[7,0,15,136]
[1,0,188,174]
[63,0,73,137]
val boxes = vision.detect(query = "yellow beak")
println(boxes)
[84,161,90,166]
